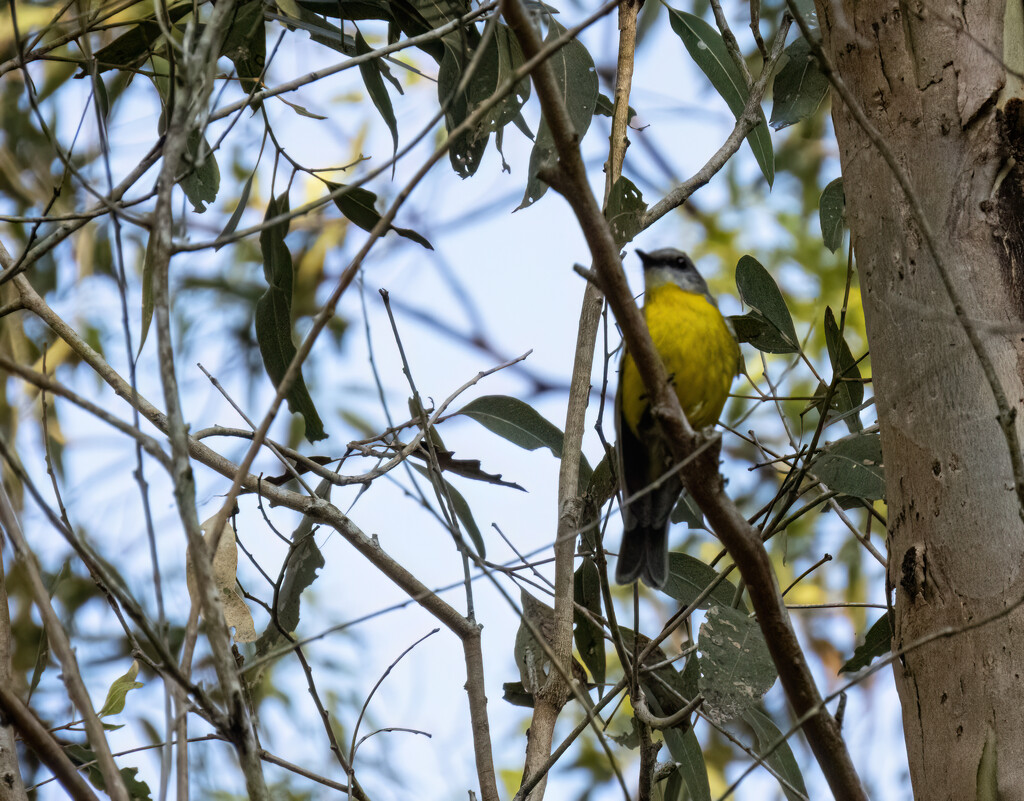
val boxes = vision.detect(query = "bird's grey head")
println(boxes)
[637,248,714,301]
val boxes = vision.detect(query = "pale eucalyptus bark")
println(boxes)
[820,1,1024,797]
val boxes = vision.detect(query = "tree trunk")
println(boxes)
[820,1,1024,798]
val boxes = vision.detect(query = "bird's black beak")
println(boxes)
[636,249,651,266]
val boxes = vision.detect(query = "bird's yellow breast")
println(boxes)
[620,283,739,433]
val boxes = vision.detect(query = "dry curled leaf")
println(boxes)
[187,516,256,643]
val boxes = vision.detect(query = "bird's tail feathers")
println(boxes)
[615,523,669,589]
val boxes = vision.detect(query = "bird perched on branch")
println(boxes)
[615,248,739,589]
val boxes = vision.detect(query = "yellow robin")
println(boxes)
[615,248,740,589]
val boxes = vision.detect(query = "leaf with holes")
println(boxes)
[698,605,777,724]
[518,16,598,208]
[606,175,647,246]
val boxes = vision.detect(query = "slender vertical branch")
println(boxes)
[0,482,128,801]
[0,541,28,800]
[514,0,642,796]
[145,2,269,798]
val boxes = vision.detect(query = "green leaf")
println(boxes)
[138,235,156,357]
[275,0,358,54]
[729,312,798,354]
[410,462,486,556]
[978,726,999,801]
[457,395,593,485]
[217,167,256,249]
[670,491,705,529]
[735,255,798,350]
[255,194,327,442]
[295,0,397,22]
[66,745,153,800]
[698,605,777,724]
[437,44,483,176]
[769,36,828,131]
[606,175,647,246]
[594,92,637,124]
[91,3,194,73]
[255,479,329,666]
[663,728,711,801]
[662,552,745,611]
[179,128,220,213]
[789,0,820,33]
[407,0,471,33]
[664,5,774,186]
[819,177,847,253]
[653,766,686,801]
[824,306,863,432]
[502,680,535,707]
[840,613,892,673]
[325,182,432,248]
[92,71,110,121]
[574,556,605,686]
[451,24,530,174]
[518,17,598,209]
[812,433,885,500]
[744,707,809,801]
[356,30,399,158]
[434,468,487,557]
[222,0,266,96]
[98,660,143,717]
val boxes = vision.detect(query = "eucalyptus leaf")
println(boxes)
[356,30,399,158]
[254,194,327,442]
[735,255,798,350]
[744,707,810,801]
[325,182,432,248]
[824,306,864,432]
[663,727,711,801]
[840,613,892,673]
[698,605,777,724]
[769,37,828,131]
[518,16,598,208]
[222,0,267,96]
[812,433,885,500]
[664,5,774,186]
[179,129,220,213]
[574,556,605,686]
[606,175,647,246]
[662,552,745,611]
[457,394,593,485]
[819,177,847,252]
